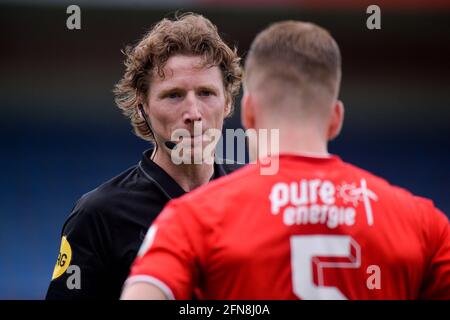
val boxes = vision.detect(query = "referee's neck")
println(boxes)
[152,149,215,192]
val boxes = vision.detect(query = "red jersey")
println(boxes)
[127,154,450,299]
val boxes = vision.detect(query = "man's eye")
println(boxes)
[167,92,181,99]
[199,90,212,97]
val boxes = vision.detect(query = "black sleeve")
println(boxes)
[45,197,112,300]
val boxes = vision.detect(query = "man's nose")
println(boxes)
[183,92,202,125]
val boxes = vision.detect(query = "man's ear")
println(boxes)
[138,101,149,119]
[224,100,232,118]
[327,100,344,141]
[136,92,147,118]
[241,93,256,130]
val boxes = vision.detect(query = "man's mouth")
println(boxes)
[175,131,208,140]
[170,133,209,145]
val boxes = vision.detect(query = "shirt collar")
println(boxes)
[138,147,229,199]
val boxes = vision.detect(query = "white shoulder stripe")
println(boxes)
[138,225,158,257]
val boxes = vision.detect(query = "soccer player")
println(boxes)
[45,13,242,299]
[121,21,450,300]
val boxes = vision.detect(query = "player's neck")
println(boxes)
[261,125,329,157]
[279,137,328,156]
[152,149,215,192]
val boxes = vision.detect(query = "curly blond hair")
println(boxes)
[113,12,242,142]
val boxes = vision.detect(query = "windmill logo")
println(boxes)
[337,179,378,226]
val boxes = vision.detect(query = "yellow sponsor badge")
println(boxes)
[51,236,72,280]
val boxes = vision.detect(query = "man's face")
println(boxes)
[145,54,229,157]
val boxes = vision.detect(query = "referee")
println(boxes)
[45,13,242,299]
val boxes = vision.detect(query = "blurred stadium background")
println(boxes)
[0,0,449,299]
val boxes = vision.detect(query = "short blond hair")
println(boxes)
[114,13,242,141]
[245,21,341,115]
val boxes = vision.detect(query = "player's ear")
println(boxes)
[327,100,344,141]
[241,93,256,130]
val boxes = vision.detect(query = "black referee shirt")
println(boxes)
[45,148,243,299]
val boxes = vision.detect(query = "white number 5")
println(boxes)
[290,235,361,300]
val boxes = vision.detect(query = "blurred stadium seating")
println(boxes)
[0,0,449,299]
